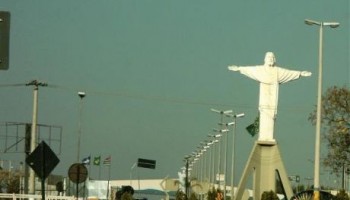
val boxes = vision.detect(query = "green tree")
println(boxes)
[335,189,350,200]
[207,188,223,200]
[0,170,21,193]
[120,192,133,200]
[309,86,350,176]
[176,190,186,200]
[293,184,305,194]
[207,187,217,200]
[189,192,198,200]
[261,190,279,200]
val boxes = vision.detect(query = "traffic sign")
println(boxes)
[25,141,60,180]
[68,163,88,183]
[137,158,156,169]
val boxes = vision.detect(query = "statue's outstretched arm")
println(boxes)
[301,71,312,77]
[228,65,240,71]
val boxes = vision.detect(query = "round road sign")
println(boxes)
[68,163,88,183]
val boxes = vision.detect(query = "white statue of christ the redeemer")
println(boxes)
[228,52,311,142]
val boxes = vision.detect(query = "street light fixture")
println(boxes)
[305,18,339,200]
[225,113,245,118]
[208,133,222,138]
[213,128,230,133]
[305,19,339,28]
[219,122,235,127]
[211,109,233,115]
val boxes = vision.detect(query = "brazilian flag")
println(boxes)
[93,156,101,166]
[246,116,259,137]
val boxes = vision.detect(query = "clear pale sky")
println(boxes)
[0,0,348,188]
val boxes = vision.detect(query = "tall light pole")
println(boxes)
[201,141,211,186]
[206,140,215,185]
[226,113,245,199]
[207,135,220,187]
[77,91,86,162]
[214,128,229,199]
[304,19,339,200]
[26,80,47,194]
[218,123,234,200]
[211,108,232,191]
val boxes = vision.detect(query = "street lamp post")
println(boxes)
[226,113,245,199]
[77,91,86,162]
[206,140,215,185]
[207,136,220,187]
[304,19,339,200]
[218,122,235,200]
[211,109,232,195]
[214,128,229,199]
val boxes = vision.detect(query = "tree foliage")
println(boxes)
[335,189,350,200]
[0,170,21,193]
[309,86,350,175]
[207,187,223,200]
[261,190,279,200]
[175,190,186,200]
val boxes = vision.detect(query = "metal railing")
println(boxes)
[0,193,75,200]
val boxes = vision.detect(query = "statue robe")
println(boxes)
[239,65,302,141]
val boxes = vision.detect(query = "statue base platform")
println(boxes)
[234,140,293,200]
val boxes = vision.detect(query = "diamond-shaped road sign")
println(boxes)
[26,141,60,180]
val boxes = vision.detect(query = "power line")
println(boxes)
[0,82,311,112]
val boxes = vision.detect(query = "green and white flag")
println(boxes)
[246,116,259,137]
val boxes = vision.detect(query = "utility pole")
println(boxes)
[26,80,47,194]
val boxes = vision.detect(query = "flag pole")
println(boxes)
[88,155,91,178]
[99,164,101,179]
[106,164,111,200]
[103,155,112,200]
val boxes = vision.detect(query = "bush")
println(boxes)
[335,189,350,200]
[261,190,279,200]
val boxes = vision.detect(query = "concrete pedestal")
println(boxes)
[234,141,293,200]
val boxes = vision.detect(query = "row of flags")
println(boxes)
[81,155,111,166]
[80,118,259,167]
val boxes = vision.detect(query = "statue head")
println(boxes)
[264,52,276,67]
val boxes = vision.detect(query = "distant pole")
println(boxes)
[184,156,190,200]
[130,163,136,185]
[231,121,237,199]
[222,128,230,200]
[26,80,47,194]
[77,91,86,162]
[106,164,111,200]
